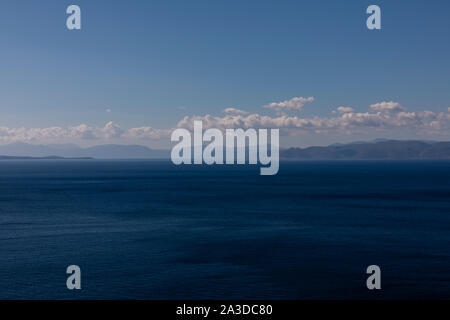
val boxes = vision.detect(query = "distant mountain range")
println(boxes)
[0,155,92,160]
[281,140,450,160]
[1,140,450,160]
[0,142,168,159]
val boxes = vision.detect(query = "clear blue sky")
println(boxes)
[0,0,449,147]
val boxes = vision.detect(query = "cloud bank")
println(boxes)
[0,122,168,143]
[1,99,449,145]
[177,101,450,136]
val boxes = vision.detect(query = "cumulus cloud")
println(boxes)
[102,121,124,138]
[0,126,71,142]
[69,124,96,140]
[332,106,355,114]
[176,101,450,136]
[369,101,405,113]
[0,122,169,144]
[222,107,249,115]
[125,126,171,139]
[1,99,449,145]
[264,97,314,113]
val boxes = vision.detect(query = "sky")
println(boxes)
[0,0,449,148]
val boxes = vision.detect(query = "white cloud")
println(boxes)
[125,126,170,139]
[176,101,450,136]
[369,101,405,113]
[264,97,314,112]
[332,106,355,114]
[101,121,123,139]
[69,124,96,140]
[1,100,449,145]
[222,107,249,115]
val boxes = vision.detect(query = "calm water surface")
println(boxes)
[0,160,449,299]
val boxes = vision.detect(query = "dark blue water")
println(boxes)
[0,160,449,299]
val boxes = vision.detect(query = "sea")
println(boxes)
[0,160,449,299]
